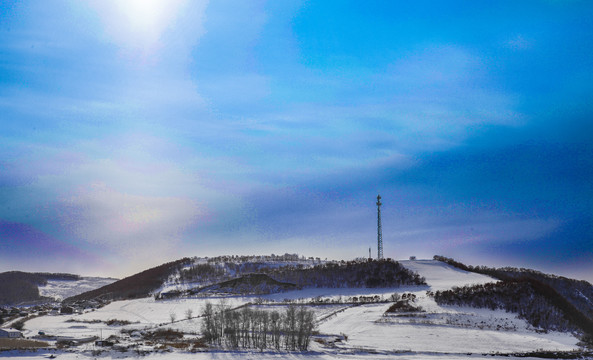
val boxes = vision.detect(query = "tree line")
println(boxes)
[433,255,593,336]
[180,259,426,291]
[270,259,426,288]
[201,301,315,351]
[432,281,579,333]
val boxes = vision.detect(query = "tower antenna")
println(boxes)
[377,194,383,260]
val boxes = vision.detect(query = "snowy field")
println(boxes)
[38,277,118,301]
[317,302,577,354]
[2,350,581,360]
[5,260,586,359]
[317,261,578,354]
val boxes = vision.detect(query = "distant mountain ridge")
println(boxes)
[0,271,82,305]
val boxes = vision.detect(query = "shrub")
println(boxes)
[12,320,25,330]
[105,319,132,326]
[144,328,184,341]
[0,338,49,350]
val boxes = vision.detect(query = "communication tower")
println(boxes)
[377,194,383,259]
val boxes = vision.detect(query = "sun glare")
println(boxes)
[116,0,167,33]
[88,0,187,55]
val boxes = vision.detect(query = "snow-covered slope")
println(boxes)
[315,260,578,354]
[399,259,497,290]
[317,302,578,354]
[38,277,117,301]
[13,259,586,359]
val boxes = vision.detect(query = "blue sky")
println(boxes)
[1,0,592,280]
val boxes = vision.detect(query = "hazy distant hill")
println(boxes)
[38,276,118,302]
[0,271,80,305]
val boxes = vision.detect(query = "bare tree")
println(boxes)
[201,302,216,344]
[200,301,315,351]
[284,304,297,350]
[216,299,230,344]
[270,310,282,350]
[185,308,193,320]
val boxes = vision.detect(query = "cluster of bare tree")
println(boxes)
[179,254,312,285]
[433,281,579,333]
[187,259,425,289]
[206,253,304,264]
[201,301,315,351]
[433,255,593,336]
[179,263,227,283]
[270,259,426,288]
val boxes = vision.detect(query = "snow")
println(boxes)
[38,277,117,302]
[1,350,580,360]
[318,302,578,354]
[399,260,498,290]
[577,289,593,307]
[312,260,580,355]
[7,259,586,359]
[24,297,218,341]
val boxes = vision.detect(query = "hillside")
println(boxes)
[65,258,192,302]
[433,255,593,337]
[318,260,581,354]
[38,276,117,302]
[15,258,589,359]
[157,256,426,299]
[269,258,426,288]
[0,272,82,305]
[191,273,298,295]
[434,281,583,334]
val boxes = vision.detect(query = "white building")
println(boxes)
[0,328,23,338]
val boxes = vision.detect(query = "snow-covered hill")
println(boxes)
[38,277,117,302]
[317,260,578,354]
[10,258,588,360]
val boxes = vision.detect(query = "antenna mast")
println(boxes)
[377,194,383,259]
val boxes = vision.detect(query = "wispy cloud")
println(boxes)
[0,1,591,280]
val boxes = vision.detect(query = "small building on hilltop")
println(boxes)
[0,328,23,338]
